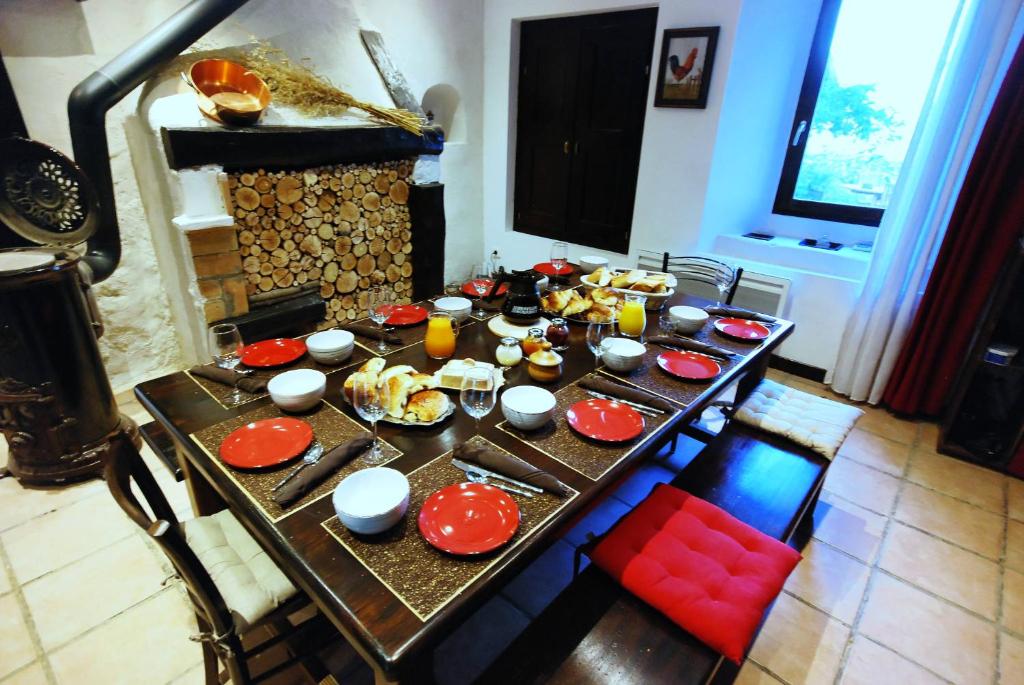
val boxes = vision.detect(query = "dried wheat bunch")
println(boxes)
[240,41,423,136]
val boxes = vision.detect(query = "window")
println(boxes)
[512,9,657,253]
[774,0,961,226]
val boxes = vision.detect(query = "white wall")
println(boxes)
[1,0,483,391]
[481,0,743,272]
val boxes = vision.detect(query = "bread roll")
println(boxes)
[384,372,415,418]
[610,272,632,289]
[404,390,448,422]
[379,364,416,385]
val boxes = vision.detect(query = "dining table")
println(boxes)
[135,278,793,684]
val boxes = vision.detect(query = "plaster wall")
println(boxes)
[1,0,483,391]
[481,0,743,272]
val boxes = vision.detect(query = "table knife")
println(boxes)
[583,390,663,417]
[451,458,544,493]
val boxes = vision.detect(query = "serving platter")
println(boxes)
[342,392,455,427]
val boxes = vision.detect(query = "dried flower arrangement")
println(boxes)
[239,41,424,136]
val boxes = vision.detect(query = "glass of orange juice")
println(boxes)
[618,293,647,340]
[425,312,459,359]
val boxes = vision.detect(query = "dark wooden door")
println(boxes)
[513,9,657,253]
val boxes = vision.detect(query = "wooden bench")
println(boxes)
[479,422,830,685]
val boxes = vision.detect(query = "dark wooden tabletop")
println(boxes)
[136,288,792,682]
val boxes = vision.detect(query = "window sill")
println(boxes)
[712,233,869,281]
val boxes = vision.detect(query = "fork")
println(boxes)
[464,470,534,498]
[272,441,324,491]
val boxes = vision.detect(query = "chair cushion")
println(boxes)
[733,379,863,460]
[590,484,801,663]
[184,509,297,629]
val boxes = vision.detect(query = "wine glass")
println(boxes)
[367,286,392,353]
[550,241,569,289]
[586,321,611,370]
[468,264,490,317]
[209,323,244,401]
[352,376,389,464]
[460,366,495,437]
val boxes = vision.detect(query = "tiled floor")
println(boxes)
[0,373,1021,684]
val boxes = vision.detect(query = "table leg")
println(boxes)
[734,353,770,409]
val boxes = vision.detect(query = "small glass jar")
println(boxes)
[527,350,563,383]
[545,317,570,351]
[522,328,548,356]
[495,336,523,367]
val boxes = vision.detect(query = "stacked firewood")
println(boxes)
[228,159,415,325]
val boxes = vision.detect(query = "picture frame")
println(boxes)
[654,26,720,109]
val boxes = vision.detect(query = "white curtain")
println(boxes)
[829,0,1024,403]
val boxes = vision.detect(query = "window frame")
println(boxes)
[773,0,884,227]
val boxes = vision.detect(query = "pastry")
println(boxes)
[379,364,416,385]
[541,289,573,313]
[384,372,416,418]
[587,303,614,323]
[610,272,633,289]
[563,292,592,316]
[591,288,619,306]
[342,357,386,401]
[403,390,449,422]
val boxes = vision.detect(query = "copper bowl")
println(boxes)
[188,59,270,125]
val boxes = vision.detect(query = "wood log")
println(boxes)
[260,193,275,208]
[250,244,261,256]
[238,230,255,246]
[374,174,391,194]
[402,242,413,255]
[259,276,274,291]
[341,294,355,309]
[342,172,355,188]
[283,239,296,252]
[378,251,392,269]
[341,253,357,271]
[247,272,261,285]
[276,176,303,204]
[388,170,398,182]
[339,201,360,223]
[318,192,336,212]
[308,267,322,281]
[297,271,308,285]
[353,184,366,199]
[259,262,273,276]
[317,224,335,240]
[334,236,352,256]
[357,291,369,310]
[323,261,339,283]
[271,248,289,267]
[387,237,403,254]
[300,235,322,257]
[240,172,256,187]
[273,268,294,288]
[370,269,386,285]
[357,254,375,276]
[254,175,273,193]
[236,187,260,211]
[329,177,342,192]
[389,180,409,204]
[367,212,382,228]
[393,252,405,267]
[401,262,413,277]
[321,282,335,298]
[358,277,370,289]
[362,192,381,212]
[353,242,368,258]
[243,255,260,273]
[386,264,401,282]
[278,204,293,220]
[359,170,372,184]
[337,270,358,293]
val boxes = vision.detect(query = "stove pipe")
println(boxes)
[68,0,250,284]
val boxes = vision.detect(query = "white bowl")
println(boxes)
[501,385,556,431]
[305,330,355,365]
[669,305,710,334]
[601,337,646,372]
[267,369,326,412]
[434,296,473,323]
[332,467,410,535]
[579,255,609,274]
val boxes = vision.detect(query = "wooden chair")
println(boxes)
[637,251,743,305]
[104,433,342,684]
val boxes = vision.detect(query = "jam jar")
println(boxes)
[545,317,570,351]
[522,328,549,356]
[495,336,523,367]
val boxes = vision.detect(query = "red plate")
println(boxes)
[418,482,520,555]
[657,350,721,381]
[462,279,509,297]
[219,417,313,469]
[714,317,771,341]
[382,304,428,326]
[240,338,306,367]
[533,261,573,276]
[566,398,645,443]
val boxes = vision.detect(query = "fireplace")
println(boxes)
[130,98,446,361]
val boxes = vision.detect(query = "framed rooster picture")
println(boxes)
[654,26,720,108]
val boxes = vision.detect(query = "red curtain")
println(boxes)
[883,38,1024,416]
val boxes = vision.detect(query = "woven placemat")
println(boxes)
[348,300,432,355]
[188,335,373,410]
[599,328,749,407]
[497,379,675,481]
[321,435,577,621]
[190,401,401,523]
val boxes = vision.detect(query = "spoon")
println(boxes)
[464,469,534,498]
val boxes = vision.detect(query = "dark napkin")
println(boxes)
[189,366,268,394]
[704,305,777,323]
[453,443,570,497]
[344,324,403,344]
[577,375,676,412]
[272,434,373,508]
[479,297,504,312]
[646,336,737,361]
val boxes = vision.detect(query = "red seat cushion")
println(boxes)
[590,484,801,663]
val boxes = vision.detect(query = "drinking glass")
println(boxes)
[549,241,569,290]
[352,376,389,464]
[586,322,612,370]
[209,323,243,370]
[659,313,676,336]
[367,286,392,353]
[460,366,495,437]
